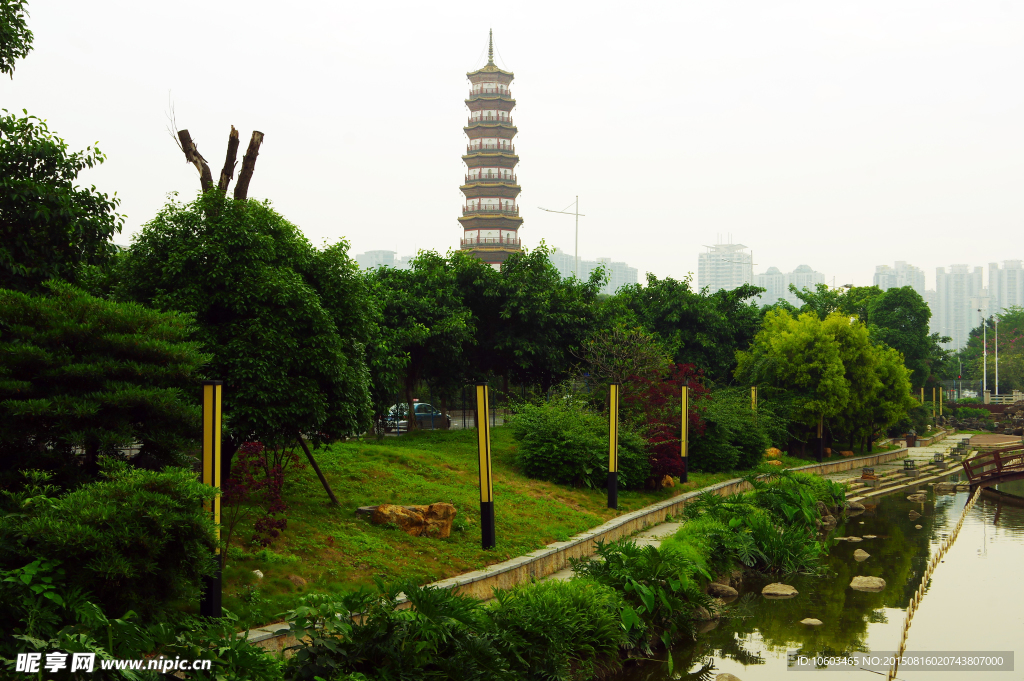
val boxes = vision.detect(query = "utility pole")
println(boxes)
[539,197,584,278]
[995,316,999,396]
[979,310,987,396]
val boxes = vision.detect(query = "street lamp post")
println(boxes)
[539,197,584,278]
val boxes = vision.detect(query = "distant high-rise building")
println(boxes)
[935,265,985,350]
[698,243,752,293]
[989,260,1024,315]
[754,267,787,305]
[355,250,412,270]
[787,264,826,303]
[873,261,926,296]
[548,247,638,295]
[753,264,825,306]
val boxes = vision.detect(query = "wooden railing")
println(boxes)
[961,443,1024,484]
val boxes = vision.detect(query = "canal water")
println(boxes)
[619,476,1024,680]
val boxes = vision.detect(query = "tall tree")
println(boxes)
[0,111,123,292]
[867,286,942,387]
[116,192,373,475]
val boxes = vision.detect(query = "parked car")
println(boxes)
[384,402,452,431]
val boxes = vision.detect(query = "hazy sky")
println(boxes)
[7,1,1024,290]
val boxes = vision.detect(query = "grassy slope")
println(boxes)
[221,427,810,625]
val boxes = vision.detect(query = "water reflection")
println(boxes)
[616,477,1024,680]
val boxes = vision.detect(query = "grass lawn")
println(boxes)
[218,427,820,626]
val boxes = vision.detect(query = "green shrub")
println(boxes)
[955,407,989,420]
[569,540,712,652]
[0,462,218,622]
[486,578,628,680]
[508,399,650,489]
[284,583,513,681]
[0,557,282,680]
[688,388,786,473]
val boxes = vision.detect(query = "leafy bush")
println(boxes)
[688,389,787,473]
[0,463,218,621]
[284,582,512,681]
[0,557,282,680]
[955,407,990,420]
[486,578,628,680]
[570,540,712,652]
[508,398,650,489]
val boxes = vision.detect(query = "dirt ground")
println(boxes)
[969,433,1024,446]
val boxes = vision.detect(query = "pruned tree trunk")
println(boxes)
[218,126,240,193]
[177,129,213,193]
[175,126,263,200]
[233,131,264,201]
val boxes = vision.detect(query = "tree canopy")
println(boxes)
[0,0,32,78]
[0,282,208,485]
[0,111,123,292]
[115,192,373,455]
[617,274,763,383]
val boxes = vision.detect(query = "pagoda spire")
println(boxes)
[488,29,494,65]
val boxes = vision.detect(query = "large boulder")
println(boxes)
[907,493,927,503]
[762,583,798,598]
[846,500,866,512]
[934,482,957,494]
[850,576,886,592]
[370,503,457,538]
[708,582,739,599]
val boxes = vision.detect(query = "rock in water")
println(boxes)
[850,576,886,592]
[846,500,866,512]
[800,618,823,626]
[907,494,927,503]
[762,583,798,598]
[915,524,923,529]
[934,482,957,493]
[708,582,739,598]
[854,549,870,561]
[846,536,863,542]
[908,510,922,520]
[371,503,457,538]
[863,535,877,539]
[716,674,743,681]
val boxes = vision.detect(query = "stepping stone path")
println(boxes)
[854,549,870,561]
[863,535,877,539]
[850,576,886,592]
[762,583,798,598]
[800,618,823,626]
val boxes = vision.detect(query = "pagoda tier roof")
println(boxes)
[458,215,524,229]
[461,185,521,200]
[467,66,513,80]
[463,151,518,161]
[463,156,518,170]
[465,128,516,141]
[465,95,515,107]
[464,121,517,133]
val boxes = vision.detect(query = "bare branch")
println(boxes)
[218,126,240,193]
[233,130,264,201]
[176,129,213,193]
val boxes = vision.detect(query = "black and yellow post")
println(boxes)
[608,383,620,509]
[474,383,495,549]
[680,385,688,483]
[200,380,223,618]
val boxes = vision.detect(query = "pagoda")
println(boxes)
[459,30,523,267]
